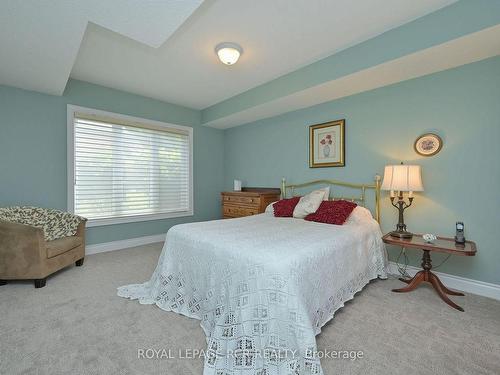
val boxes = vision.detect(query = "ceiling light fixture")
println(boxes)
[215,42,242,65]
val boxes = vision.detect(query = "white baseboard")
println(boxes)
[388,262,500,301]
[86,234,165,255]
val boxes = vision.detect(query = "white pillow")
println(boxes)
[265,201,277,213]
[293,187,330,218]
[321,186,330,201]
[345,206,373,225]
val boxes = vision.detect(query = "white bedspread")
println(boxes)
[118,213,387,375]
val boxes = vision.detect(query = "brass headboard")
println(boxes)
[281,175,381,223]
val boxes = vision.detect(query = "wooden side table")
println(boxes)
[382,233,477,312]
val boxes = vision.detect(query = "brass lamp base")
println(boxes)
[389,192,415,240]
[389,230,414,239]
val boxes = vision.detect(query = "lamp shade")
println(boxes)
[381,165,424,192]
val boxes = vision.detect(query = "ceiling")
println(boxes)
[0,0,457,109]
[0,0,203,95]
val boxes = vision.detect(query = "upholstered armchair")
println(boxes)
[0,207,86,288]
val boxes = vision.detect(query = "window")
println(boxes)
[67,105,193,226]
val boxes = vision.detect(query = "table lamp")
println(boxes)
[381,163,423,239]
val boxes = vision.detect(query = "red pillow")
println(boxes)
[273,197,301,217]
[304,200,357,225]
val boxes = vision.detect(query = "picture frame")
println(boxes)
[309,119,345,168]
[414,133,442,157]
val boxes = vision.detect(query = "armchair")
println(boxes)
[0,207,86,288]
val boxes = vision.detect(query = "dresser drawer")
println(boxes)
[223,206,259,218]
[222,195,261,207]
[221,188,280,219]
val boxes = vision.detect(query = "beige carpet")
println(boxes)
[1,243,499,375]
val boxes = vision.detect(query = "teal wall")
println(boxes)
[0,79,224,245]
[1,60,499,283]
[224,56,500,284]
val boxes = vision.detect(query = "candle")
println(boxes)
[408,191,413,198]
[390,190,395,198]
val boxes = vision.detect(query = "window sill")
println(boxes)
[85,210,194,227]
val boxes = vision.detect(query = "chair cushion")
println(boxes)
[46,236,83,259]
[0,206,86,241]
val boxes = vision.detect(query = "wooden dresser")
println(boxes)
[221,188,281,219]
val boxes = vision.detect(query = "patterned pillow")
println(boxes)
[0,206,86,241]
[304,200,358,225]
[273,197,301,217]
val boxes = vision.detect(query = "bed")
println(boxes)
[118,177,388,375]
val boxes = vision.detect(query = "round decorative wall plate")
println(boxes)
[414,133,442,156]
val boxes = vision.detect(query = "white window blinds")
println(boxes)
[71,112,192,223]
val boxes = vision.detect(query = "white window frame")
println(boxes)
[67,105,194,227]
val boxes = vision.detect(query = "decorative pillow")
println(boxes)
[292,187,330,218]
[345,206,373,225]
[304,200,358,225]
[273,197,301,217]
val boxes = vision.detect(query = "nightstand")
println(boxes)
[382,233,477,312]
[221,188,281,219]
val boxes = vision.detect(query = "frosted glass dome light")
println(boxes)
[215,43,242,65]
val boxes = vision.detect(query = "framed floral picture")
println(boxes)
[309,119,345,168]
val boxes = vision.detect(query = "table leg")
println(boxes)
[433,274,464,296]
[392,250,465,311]
[429,273,464,312]
[393,271,425,292]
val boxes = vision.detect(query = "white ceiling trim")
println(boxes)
[203,25,500,129]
